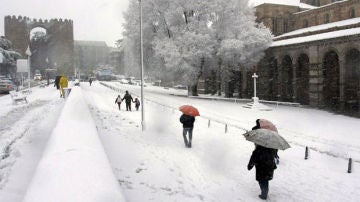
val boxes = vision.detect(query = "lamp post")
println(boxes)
[252,73,259,104]
[46,57,49,85]
[139,0,145,131]
[25,46,31,91]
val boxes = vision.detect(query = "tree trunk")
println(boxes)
[217,58,222,96]
[189,58,205,96]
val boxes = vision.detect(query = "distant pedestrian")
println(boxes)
[122,90,134,111]
[59,74,68,98]
[133,97,140,111]
[54,75,61,90]
[179,113,195,148]
[89,78,92,86]
[115,95,122,110]
[248,119,278,200]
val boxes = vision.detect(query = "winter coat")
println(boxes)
[247,145,277,181]
[134,99,140,106]
[122,93,133,103]
[59,76,68,88]
[180,114,195,128]
[115,97,122,104]
[54,76,61,89]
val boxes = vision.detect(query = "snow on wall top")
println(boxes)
[249,0,316,8]
[271,27,360,47]
[295,0,347,14]
[275,17,360,38]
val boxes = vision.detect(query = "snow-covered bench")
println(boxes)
[9,91,28,104]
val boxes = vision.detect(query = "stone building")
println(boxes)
[109,46,124,75]
[253,0,360,116]
[4,15,74,76]
[73,40,109,76]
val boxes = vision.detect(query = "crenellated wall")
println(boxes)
[4,15,74,75]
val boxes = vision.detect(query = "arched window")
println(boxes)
[272,18,278,33]
[350,8,356,18]
[283,19,288,33]
[324,13,330,24]
[303,19,308,28]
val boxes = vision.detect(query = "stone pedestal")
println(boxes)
[243,97,272,111]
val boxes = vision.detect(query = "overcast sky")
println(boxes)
[0,0,129,47]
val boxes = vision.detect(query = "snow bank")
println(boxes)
[22,87,125,202]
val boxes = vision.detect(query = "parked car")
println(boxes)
[173,84,187,90]
[74,79,80,86]
[34,74,42,81]
[0,80,14,94]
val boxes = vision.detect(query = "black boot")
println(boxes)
[258,195,267,200]
[258,181,268,200]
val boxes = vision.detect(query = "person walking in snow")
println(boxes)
[179,113,195,148]
[247,119,278,200]
[89,78,93,86]
[122,90,134,111]
[59,74,68,98]
[133,97,140,111]
[115,95,122,110]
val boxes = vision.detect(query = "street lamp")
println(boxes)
[46,57,49,85]
[139,0,145,131]
[25,46,31,91]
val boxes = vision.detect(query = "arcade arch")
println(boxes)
[281,55,293,101]
[296,54,310,105]
[322,50,340,110]
[344,48,360,113]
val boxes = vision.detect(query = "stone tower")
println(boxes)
[4,15,74,75]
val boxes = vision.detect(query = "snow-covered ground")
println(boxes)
[0,81,359,202]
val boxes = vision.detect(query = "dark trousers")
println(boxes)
[117,103,121,110]
[182,127,193,147]
[258,180,269,198]
[126,102,132,111]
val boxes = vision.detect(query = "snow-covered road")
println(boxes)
[0,81,359,202]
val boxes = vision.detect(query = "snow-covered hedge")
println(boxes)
[22,87,125,202]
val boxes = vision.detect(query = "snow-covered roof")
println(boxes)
[295,0,346,14]
[275,17,360,39]
[271,27,360,47]
[249,0,317,9]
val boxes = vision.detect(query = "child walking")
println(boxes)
[133,98,140,111]
[114,95,122,110]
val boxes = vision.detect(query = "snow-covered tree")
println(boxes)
[0,36,21,76]
[122,0,272,95]
[208,0,272,95]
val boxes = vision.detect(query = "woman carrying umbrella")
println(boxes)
[246,119,290,200]
[179,105,199,148]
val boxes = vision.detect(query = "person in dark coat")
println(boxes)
[115,95,122,110]
[179,114,195,148]
[54,75,61,90]
[122,91,134,111]
[248,119,278,200]
[89,78,93,86]
[253,119,280,164]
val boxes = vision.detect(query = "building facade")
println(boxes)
[73,40,109,76]
[254,0,360,116]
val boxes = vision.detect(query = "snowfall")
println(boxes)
[0,80,359,202]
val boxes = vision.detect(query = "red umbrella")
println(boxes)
[179,105,200,116]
